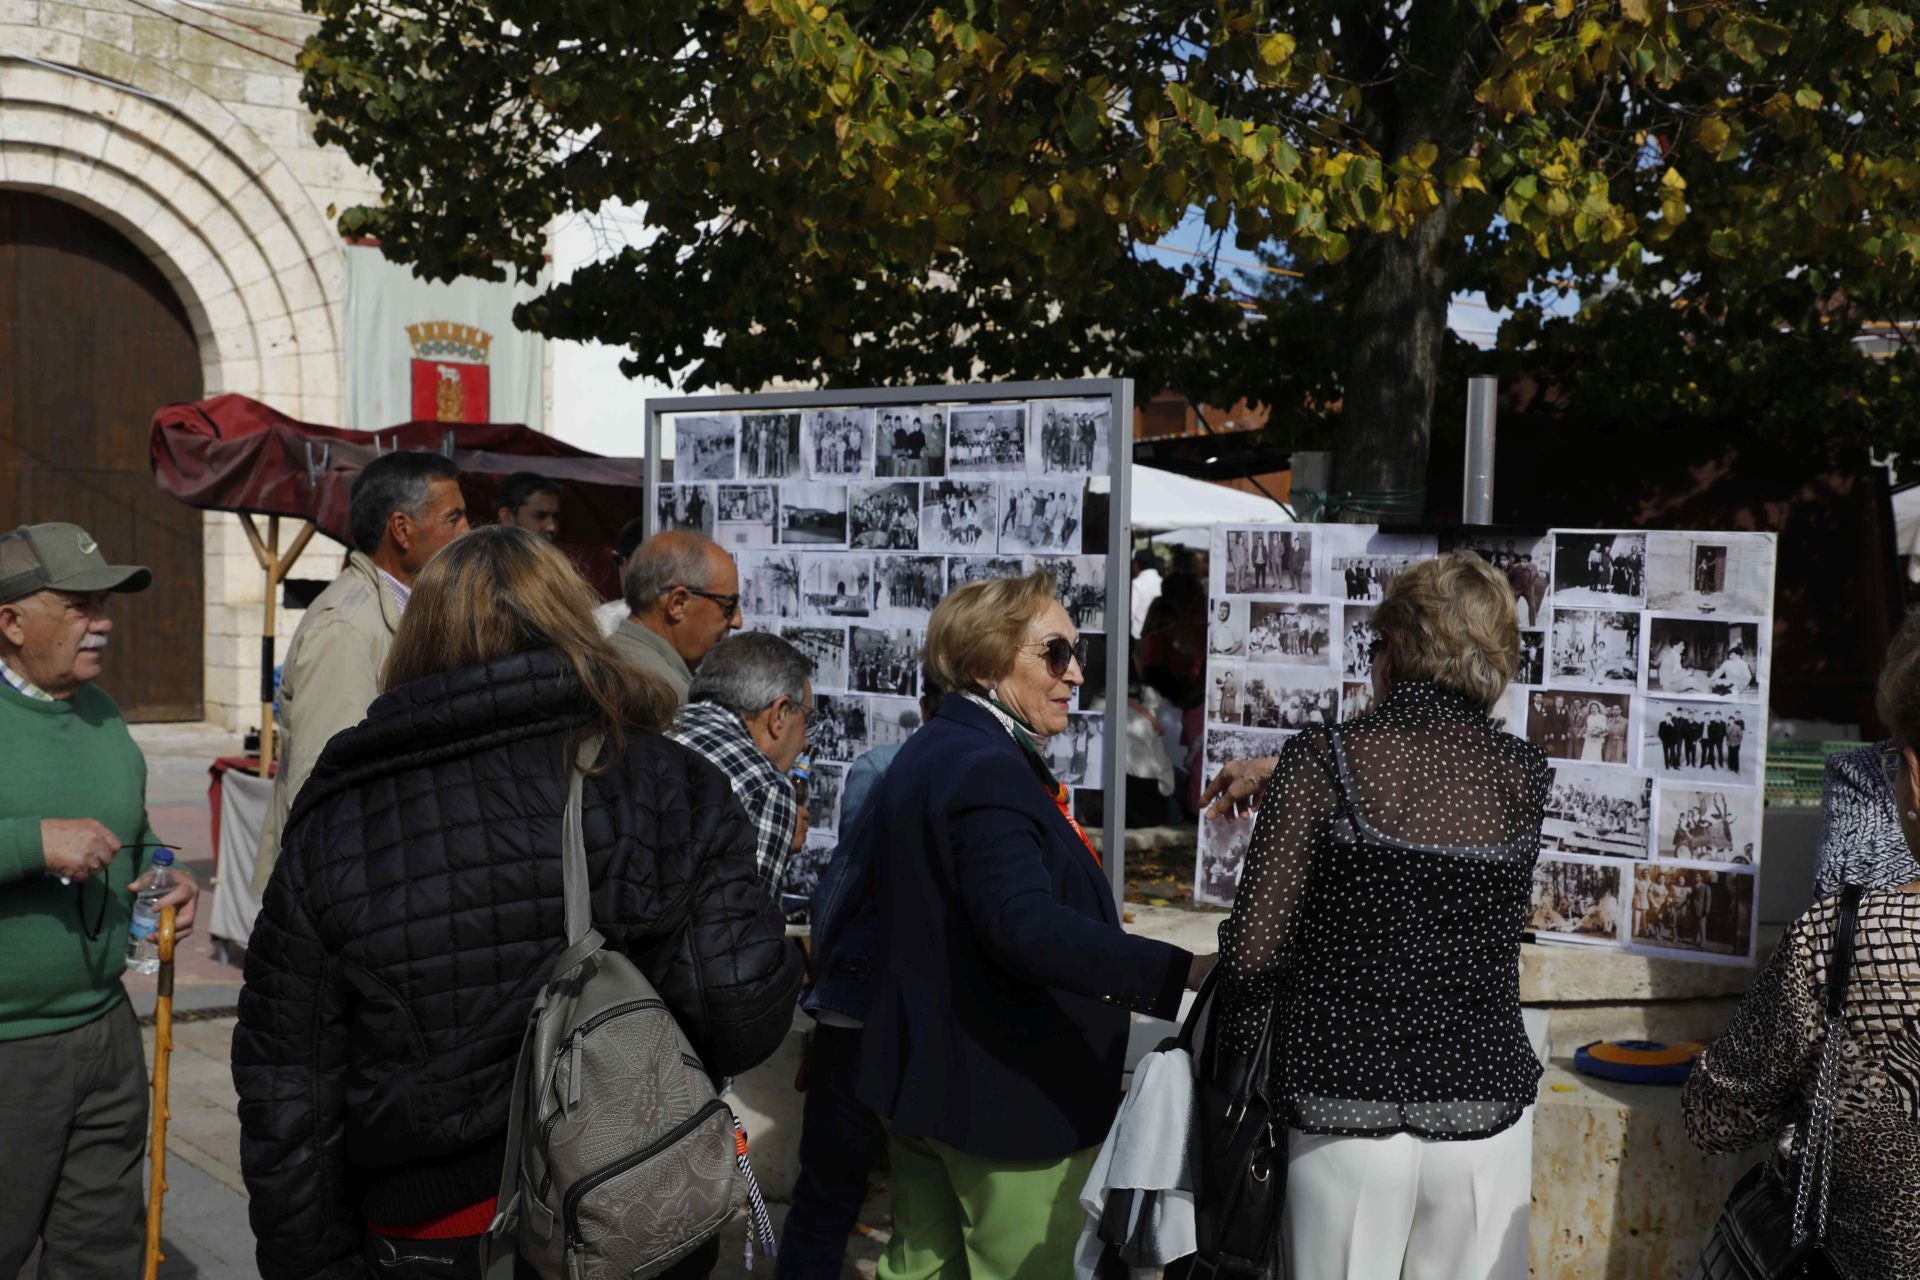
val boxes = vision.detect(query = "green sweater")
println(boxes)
[0,680,159,1040]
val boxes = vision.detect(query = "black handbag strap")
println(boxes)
[1793,882,1865,1249]
[1825,883,1865,1018]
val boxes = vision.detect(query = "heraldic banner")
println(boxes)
[343,242,548,431]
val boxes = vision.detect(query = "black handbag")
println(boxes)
[1686,884,1863,1280]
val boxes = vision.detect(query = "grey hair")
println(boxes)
[348,450,459,554]
[623,533,716,616]
[688,632,811,717]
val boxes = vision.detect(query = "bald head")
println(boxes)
[623,530,742,666]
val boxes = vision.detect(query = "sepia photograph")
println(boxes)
[802,407,873,479]
[1334,555,1420,603]
[1210,598,1249,660]
[808,762,847,835]
[781,624,848,689]
[919,479,997,553]
[947,405,1028,475]
[809,692,869,763]
[849,481,921,550]
[1200,726,1294,794]
[870,554,945,626]
[776,481,849,547]
[1195,810,1256,908]
[1340,681,1376,722]
[1656,786,1759,865]
[946,555,1025,588]
[1238,669,1339,732]
[1646,531,1775,617]
[1517,630,1546,687]
[801,554,872,622]
[674,414,738,481]
[1643,697,1758,786]
[1440,532,1552,627]
[1247,602,1331,666]
[714,483,776,548]
[1527,690,1635,766]
[1223,528,1314,595]
[849,625,923,696]
[1542,765,1651,858]
[1043,712,1104,788]
[867,695,925,748]
[873,406,948,478]
[1528,857,1625,943]
[1029,554,1106,631]
[1551,531,1647,607]
[1340,606,1377,681]
[1647,617,1762,701]
[739,550,802,621]
[998,481,1084,554]
[655,483,714,537]
[1631,865,1754,957]
[740,411,802,480]
[1549,609,1641,690]
[1029,398,1110,476]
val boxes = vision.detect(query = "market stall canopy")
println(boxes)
[1095,464,1293,532]
[150,394,648,593]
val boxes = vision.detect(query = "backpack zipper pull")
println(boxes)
[566,1245,583,1280]
[567,1036,583,1111]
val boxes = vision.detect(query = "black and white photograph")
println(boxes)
[1526,690,1635,765]
[714,483,776,548]
[1210,599,1249,660]
[801,554,872,622]
[1657,786,1759,865]
[1200,726,1293,794]
[776,481,849,547]
[740,411,802,480]
[1549,609,1641,690]
[850,626,922,696]
[871,554,945,625]
[1644,697,1757,785]
[1334,556,1420,603]
[849,481,921,550]
[781,625,848,689]
[1646,531,1775,617]
[1196,811,1256,907]
[1528,858,1624,943]
[808,763,847,835]
[1209,664,1246,728]
[946,405,1028,475]
[802,407,873,479]
[1647,617,1762,701]
[919,480,997,552]
[1631,865,1754,957]
[1542,765,1651,858]
[1075,632,1108,708]
[947,555,1025,588]
[1030,554,1106,631]
[1042,712,1104,788]
[655,483,714,537]
[778,833,836,922]
[867,695,924,748]
[1340,681,1376,722]
[1029,398,1110,476]
[673,414,738,481]
[809,692,869,763]
[1439,532,1552,627]
[1222,528,1314,595]
[739,550,802,620]
[1247,602,1331,665]
[873,406,948,478]
[1340,606,1377,681]
[998,482,1084,554]
[1551,531,1647,607]
[1517,630,1546,687]
[1238,670,1339,731]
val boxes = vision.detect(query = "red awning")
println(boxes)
[149,394,649,596]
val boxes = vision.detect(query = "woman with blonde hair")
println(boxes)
[234,526,802,1279]
[1204,550,1550,1279]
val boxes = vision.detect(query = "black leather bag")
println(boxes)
[1686,884,1863,1280]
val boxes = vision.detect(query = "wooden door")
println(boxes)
[0,192,205,720]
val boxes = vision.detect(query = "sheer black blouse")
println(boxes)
[1214,680,1552,1140]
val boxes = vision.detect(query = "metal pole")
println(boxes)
[643,402,662,541]
[1463,376,1497,524]
[1102,379,1134,910]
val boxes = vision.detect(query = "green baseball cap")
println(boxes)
[0,523,152,604]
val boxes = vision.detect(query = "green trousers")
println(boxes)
[878,1130,1095,1280]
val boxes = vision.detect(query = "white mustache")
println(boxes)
[78,635,108,651]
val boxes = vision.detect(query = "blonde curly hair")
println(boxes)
[1370,550,1520,711]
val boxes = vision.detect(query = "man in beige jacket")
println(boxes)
[610,531,742,704]
[252,451,469,893]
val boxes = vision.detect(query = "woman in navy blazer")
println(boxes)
[856,570,1205,1278]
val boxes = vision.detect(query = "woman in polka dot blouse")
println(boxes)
[1207,551,1551,1279]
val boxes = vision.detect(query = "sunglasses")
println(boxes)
[1024,636,1090,679]
[670,586,742,617]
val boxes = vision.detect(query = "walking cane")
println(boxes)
[142,905,177,1280]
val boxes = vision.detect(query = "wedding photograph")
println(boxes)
[740,411,802,479]
[1646,616,1763,700]
[802,407,873,479]
[873,405,949,477]
[1549,609,1641,690]
[1526,690,1634,765]
[776,481,849,547]
[673,414,738,481]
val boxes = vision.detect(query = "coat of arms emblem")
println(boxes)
[406,321,492,423]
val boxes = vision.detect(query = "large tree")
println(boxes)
[302,0,1920,509]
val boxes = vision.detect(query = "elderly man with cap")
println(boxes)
[0,522,201,1279]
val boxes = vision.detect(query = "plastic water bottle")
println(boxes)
[125,849,176,976]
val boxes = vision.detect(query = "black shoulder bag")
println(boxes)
[1686,883,1863,1280]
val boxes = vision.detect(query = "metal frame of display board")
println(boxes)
[645,378,1137,906]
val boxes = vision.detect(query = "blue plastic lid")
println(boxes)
[151,848,174,866]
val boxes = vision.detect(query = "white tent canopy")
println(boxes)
[1895,482,1920,583]
[1095,464,1293,533]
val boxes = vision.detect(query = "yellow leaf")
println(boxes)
[1259,32,1296,66]
[809,3,828,19]
[1408,140,1439,170]
[1578,19,1605,48]
[1697,116,1730,153]
[1621,0,1651,22]
[1660,166,1687,191]
[1553,0,1574,17]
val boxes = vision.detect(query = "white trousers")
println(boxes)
[1282,1110,1533,1280]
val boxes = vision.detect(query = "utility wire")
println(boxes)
[118,0,300,69]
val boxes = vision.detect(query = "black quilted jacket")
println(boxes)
[231,650,802,1280]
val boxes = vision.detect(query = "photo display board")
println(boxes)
[1198,524,1779,966]
[648,383,1132,915]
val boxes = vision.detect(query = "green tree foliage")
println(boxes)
[303,0,1920,508]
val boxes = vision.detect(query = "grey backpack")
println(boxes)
[483,743,742,1280]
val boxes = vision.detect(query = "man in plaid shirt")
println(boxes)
[666,632,813,893]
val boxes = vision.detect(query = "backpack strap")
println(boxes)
[480,1027,536,1280]
[562,735,605,949]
